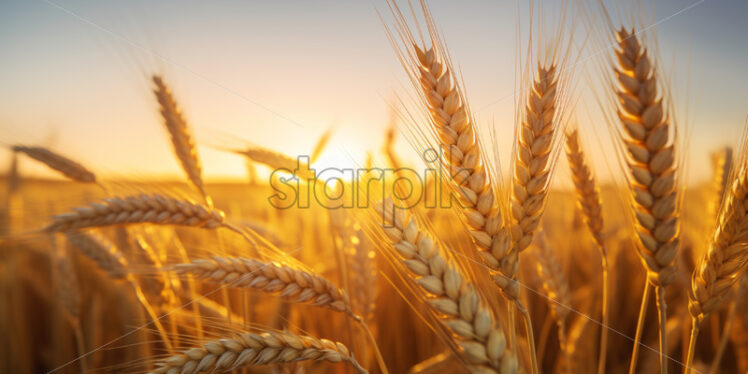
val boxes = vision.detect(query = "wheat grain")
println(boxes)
[152,76,210,205]
[376,198,517,374]
[12,145,96,183]
[150,330,367,374]
[170,256,355,317]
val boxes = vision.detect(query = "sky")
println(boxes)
[0,0,746,185]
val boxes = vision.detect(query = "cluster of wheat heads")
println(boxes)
[3,1,748,374]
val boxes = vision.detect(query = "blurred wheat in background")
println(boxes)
[1,1,748,374]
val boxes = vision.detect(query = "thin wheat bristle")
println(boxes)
[565,130,604,246]
[171,256,355,317]
[689,167,748,320]
[376,199,517,374]
[152,76,209,203]
[44,194,227,232]
[149,330,367,374]
[12,145,96,183]
[614,28,679,287]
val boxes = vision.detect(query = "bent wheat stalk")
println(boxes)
[12,145,96,183]
[614,28,679,374]
[376,198,518,374]
[565,129,609,374]
[150,330,367,374]
[685,167,748,373]
[152,76,211,206]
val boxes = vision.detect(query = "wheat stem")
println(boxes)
[629,281,652,374]
[656,286,668,374]
[598,248,610,374]
[518,305,539,374]
[684,317,700,374]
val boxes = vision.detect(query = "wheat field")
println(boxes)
[1,1,748,374]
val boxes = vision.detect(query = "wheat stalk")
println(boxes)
[376,198,517,374]
[686,166,748,372]
[614,27,679,374]
[534,234,571,373]
[152,75,211,206]
[565,129,609,374]
[171,256,355,317]
[12,145,96,183]
[150,330,367,374]
[43,194,232,233]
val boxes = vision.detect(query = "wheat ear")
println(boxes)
[310,127,333,164]
[614,28,679,374]
[412,45,516,295]
[510,65,560,253]
[685,167,748,373]
[150,330,367,374]
[534,235,571,373]
[43,194,234,233]
[171,257,355,317]
[376,199,517,374]
[152,75,211,206]
[232,146,315,180]
[12,145,96,183]
[565,129,609,374]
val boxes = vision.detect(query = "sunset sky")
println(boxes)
[1,0,746,185]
